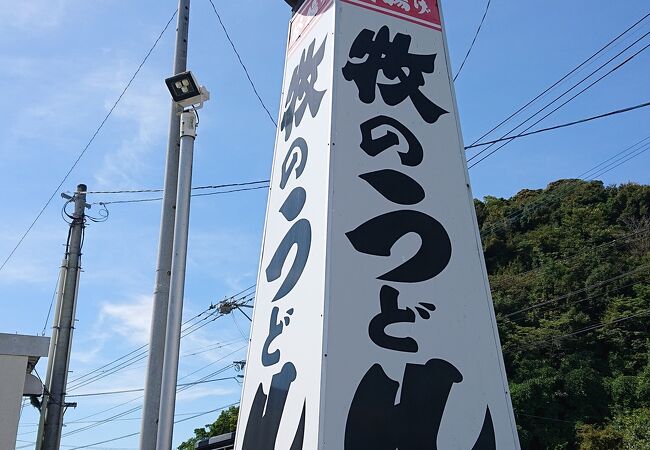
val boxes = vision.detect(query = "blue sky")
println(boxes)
[1,0,648,448]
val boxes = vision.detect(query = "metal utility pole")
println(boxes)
[139,1,190,448]
[156,109,198,450]
[38,184,88,450]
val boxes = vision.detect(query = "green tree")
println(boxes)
[177,406,239,450]
[481,180,649,449]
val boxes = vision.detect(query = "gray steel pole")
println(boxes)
[139,1,190,448]
[40,184,87,450]
[156,109,197,450]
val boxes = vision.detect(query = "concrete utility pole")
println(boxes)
[156,108,198,450]
[38,184,88,450]
[139,1,190,448]
[35,257,67,447]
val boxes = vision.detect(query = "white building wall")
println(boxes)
[0,354,29,450]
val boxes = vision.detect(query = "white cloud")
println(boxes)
[99,294,153,345]
[85,63,169,189]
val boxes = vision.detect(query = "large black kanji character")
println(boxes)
[266,219,312,301]
[346,210,452,283]
[344,360,496,450]
[360,115,423,167]
[368,285,438,352]
[369,285,417,352]
[262,307,283,367]
[280,137,309,189]
[242,362,306,450]
[281,36,328,141]
[279,187,307,222]
[262,307,295,367]
[342,26,448,124]
[359,170,425,205]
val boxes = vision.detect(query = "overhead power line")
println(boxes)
[514,412,576,424]
[491,226,650,284]
[81,180,270,195]
[41,268,63,336]
[0,9,178,275]
[66,305,244,392]
[66,285,254,390]
[207,0,277,128]
[467,12,650,147]
[503,264,650,319]
[467,37,650,167]
[52,402,240,450]
[506,308,650,353]
[453,0,492,82]
[587,141,650,179]
[505,278,645,326]
[97,185,269,206]
[66,376,239,398]
[578,134,650,178]
[464,100,650,150]
[60,360,242,439]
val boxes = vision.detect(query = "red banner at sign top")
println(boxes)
[341,0,442,30]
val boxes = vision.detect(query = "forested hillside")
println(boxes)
[180,179,649,450]
[479,179,649,449]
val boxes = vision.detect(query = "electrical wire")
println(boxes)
[172,401,239,424]
[467,12,650,147]
[467,37,650,167]
[467,27,650,159]
[505,308,649,353]
[66,376,238,398]
[465,100,650,151]
[97,185,270,206]
[61,359,242,438]
[41,267,63,336]
[67,309,222,391]
[453,0,491,82]
[503,264,650,319]
[66,285,254,388]
[207,0,277,128]
[504,278,645,325]
[63,432,140,450]
[490,226,650,285]
[58,402,240,450]
[231,313,247,339]
[66,308,224,391]
[588,143,650,179]
[0,8,178,275]
[62,336,247,379]
[514,412,575,424]
[81,180,270,195]
[577,134,650,178]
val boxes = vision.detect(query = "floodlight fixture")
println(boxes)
[283,0,305,11]
[164,70,210,109]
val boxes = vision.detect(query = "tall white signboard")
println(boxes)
[235,1,520,448]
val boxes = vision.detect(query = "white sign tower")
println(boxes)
[235,0,521,448]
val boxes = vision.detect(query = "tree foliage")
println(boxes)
[480,180,649,449]
[177,406,239,450]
